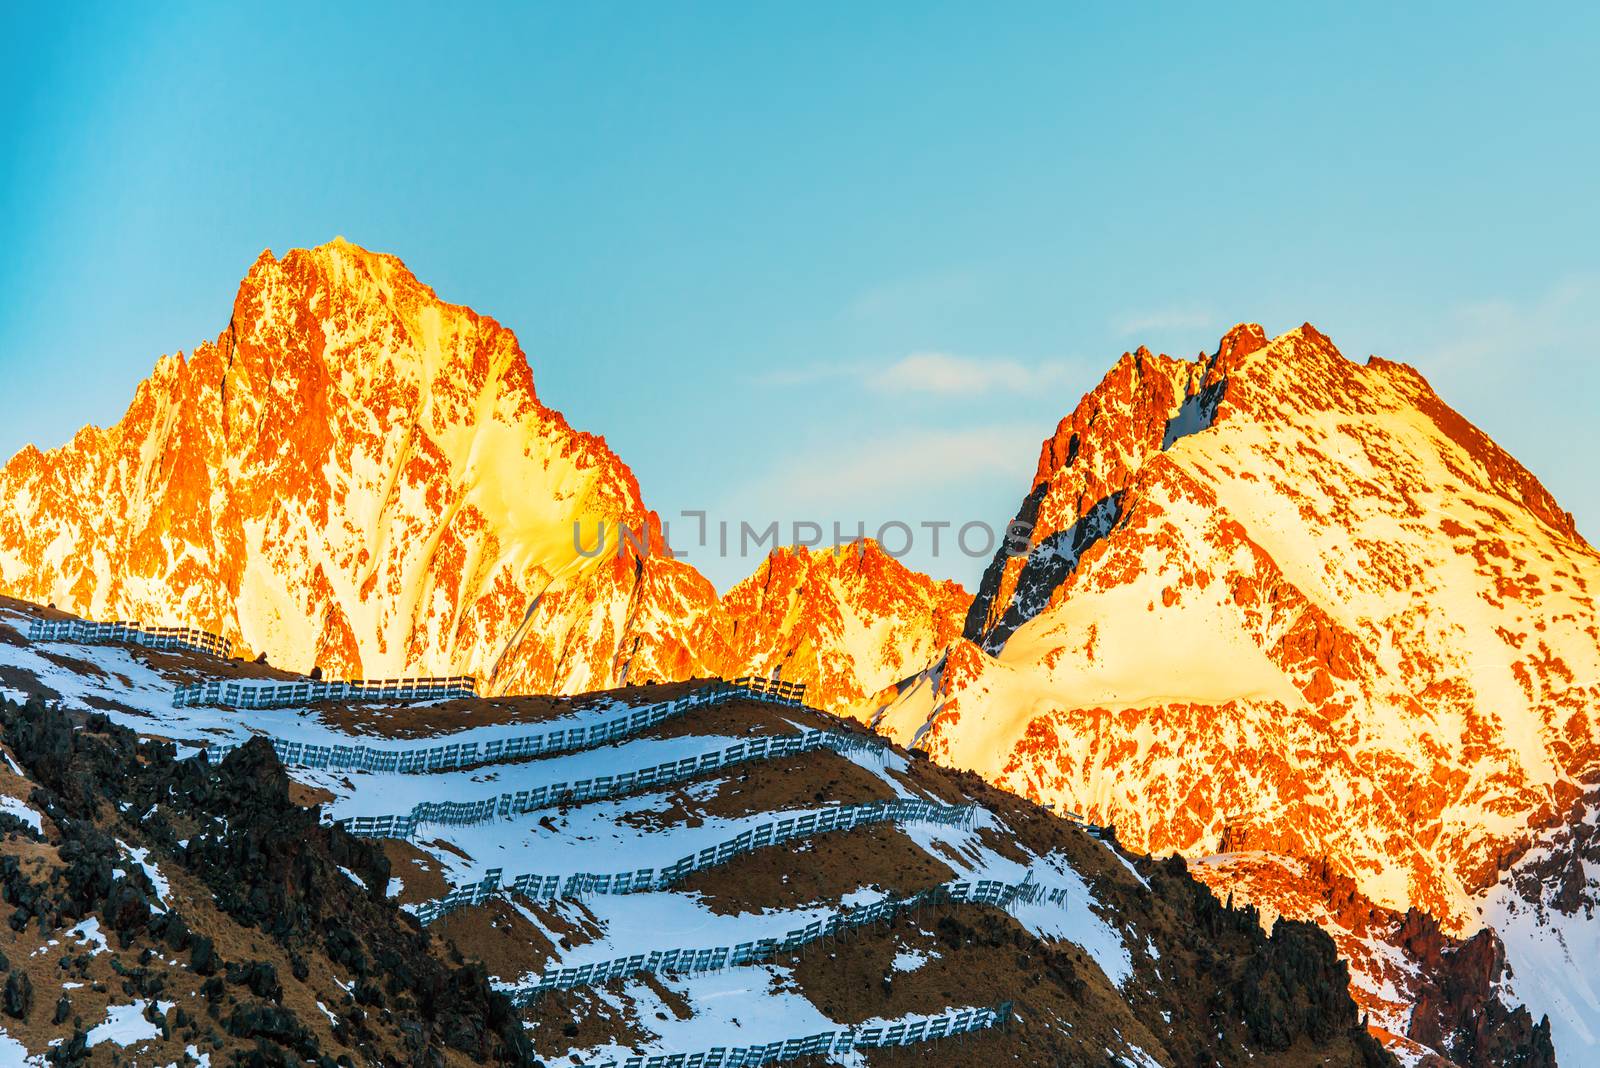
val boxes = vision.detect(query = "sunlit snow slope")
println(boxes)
[0,241,963,708]
[870,322,1600,1063]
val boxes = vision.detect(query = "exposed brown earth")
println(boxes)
[0,696,535,1066]
[382,838,451,905]
[680,824,958,916]
[0,607,1433,1066]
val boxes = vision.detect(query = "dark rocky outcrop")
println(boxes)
[0,694,538,1066]
[1399,910,1557,1068]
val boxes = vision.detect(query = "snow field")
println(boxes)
[0,612,1145,1062]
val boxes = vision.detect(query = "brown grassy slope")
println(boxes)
[0,695,538,1067]
[441,703,1394,1068]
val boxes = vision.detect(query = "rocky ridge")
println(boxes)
[867,323,1596,1064]
[0,241,962,712]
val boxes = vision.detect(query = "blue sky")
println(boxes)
[2,2,1596,590]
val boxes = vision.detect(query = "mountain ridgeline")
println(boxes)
[1,241,1592,1066]
[0,240,966,711]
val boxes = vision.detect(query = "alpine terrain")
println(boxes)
[867,323,1596,1065]
[0,599,1392,1065]
[0,242,1589,1066]
[0,240,963,710]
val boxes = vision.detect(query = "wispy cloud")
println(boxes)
[1112,302,1216,338]
[867,352,1079,395]
[1413,275,1600,378]
[704,422,1037,524]
[751,364,855,388]
[754,351,1082,396]
[847,270,984,322]
[760,425,1043,505]
[685,423,1043,588]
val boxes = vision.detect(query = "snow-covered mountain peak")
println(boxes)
[871,321,1600,1061]
[0,241,960,713]
[720,539,971,712]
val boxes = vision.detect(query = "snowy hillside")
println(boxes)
[869,323,1592,1066]
[0,597,1389,1065]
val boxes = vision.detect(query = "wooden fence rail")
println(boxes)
[410,798,977,923]
[588,1001,1014,1068]
[200,677,806,773]
[27,618,233,659]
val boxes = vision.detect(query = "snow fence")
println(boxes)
[26,618,233,660]
[174,674,480,710]
[514,876,1069,998]
[198,677,807,772]
[589,1002,1015,1068]
[410,798,978,923]
[180,673,803,712]
[335,726,884,839]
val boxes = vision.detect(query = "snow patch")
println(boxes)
[86,999,171,1048]
[66,917,109,956]
[117,839,171,910]
[891,947,934,973]
[0,795,43,833]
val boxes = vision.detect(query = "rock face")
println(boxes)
[869,324,1598,1062]
[0,240,964,705]
[1187,852,1555,1067]
[0,695,536,1064]
[719,541,971,711]
[1477,786,1600,1063]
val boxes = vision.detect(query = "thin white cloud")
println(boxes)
[868,352,1080,396]
[786,425,1040,501]
[749,363,854,387]
[1113,302,1216,338]
[1412,275,1599,378]
[754,352,1083,396]
[716,424,1041,519]
[682,422,1043,589]
[847,270,984,322]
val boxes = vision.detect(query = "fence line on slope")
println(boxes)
[513,876,1070,999]
[588,1002,1015,1068]
[175,674,481,710]
[26,618,233,660]
[334,726,884,840]
[198,677,808,773]
[181,673,805,712]
[411,798,978,924]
